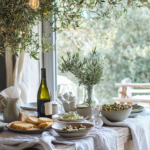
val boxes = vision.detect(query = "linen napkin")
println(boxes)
[101,111,150,150]
[0,130,56,150]
[0,86,21,99]
[0,86,24,107]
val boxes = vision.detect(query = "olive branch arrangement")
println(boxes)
[0,0,142,59]
[59,48,105,86]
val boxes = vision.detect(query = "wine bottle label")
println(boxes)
[44,102,52,115]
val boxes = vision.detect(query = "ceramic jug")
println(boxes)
[1,98,20,123]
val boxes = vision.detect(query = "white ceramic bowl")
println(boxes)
[52,123,94,137]
[101,106,132,122]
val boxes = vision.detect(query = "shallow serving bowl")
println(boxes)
[52,123,94,137]
[101,106,132,122]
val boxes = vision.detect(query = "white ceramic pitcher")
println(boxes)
[1,98,20,123]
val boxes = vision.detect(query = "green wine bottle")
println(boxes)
[37,68,52,118]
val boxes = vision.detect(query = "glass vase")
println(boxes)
[83,85,98,106]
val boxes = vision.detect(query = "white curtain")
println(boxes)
[13,52,40,105]
[5,23,42,105]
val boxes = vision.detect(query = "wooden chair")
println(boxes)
[112,83,150,105]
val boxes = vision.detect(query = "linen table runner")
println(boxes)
[101,111,150,150]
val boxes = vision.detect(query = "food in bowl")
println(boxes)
[52,123,94,137]
[102,102,130,111]
[62,124,86,131]
[58,112,83,120]
[101,102,132,122]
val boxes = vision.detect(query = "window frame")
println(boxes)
[42,18,57,101]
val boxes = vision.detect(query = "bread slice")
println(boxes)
[26,116,40,126]
[39,122,50,129]
[19,111,29,122]
[10,121,34,130]
[38,117,53,123]
[44,122,55,129]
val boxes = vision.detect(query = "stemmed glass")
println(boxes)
[61,84,72,112]
[55,85,65,114]
[68,84,76,100]
[56,84,76,112]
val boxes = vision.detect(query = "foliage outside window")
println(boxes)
[57,6,150,104]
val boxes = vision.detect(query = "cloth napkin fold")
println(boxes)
[101,111,150,150]
[0,130,56,150]
[0,86,21,99]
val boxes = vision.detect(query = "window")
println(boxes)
[56,7,150,105]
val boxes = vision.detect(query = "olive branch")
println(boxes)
[59,48,105,86]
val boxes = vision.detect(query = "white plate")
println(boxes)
[53,114,88,122]
[131,105,144,113]
[6,122,51,134]
[20,102,37,111]
[128,112,142,118]
[52,123,93,137]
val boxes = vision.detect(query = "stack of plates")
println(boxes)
[129,104,144,118]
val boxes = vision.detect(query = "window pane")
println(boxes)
[57,7,150,105]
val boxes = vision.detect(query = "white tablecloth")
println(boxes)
[0,112,118,150]
[1,110,150,150]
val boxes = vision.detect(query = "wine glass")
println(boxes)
[55,85,65,114]
[68,84,77,100]
[60,85,71,112]
[56,84,76,112]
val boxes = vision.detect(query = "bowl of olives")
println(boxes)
[101,102,132,122]
[52,123,94,137]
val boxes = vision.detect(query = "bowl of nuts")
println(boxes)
[101,102,132,122]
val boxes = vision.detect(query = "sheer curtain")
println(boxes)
[5,23,42,105]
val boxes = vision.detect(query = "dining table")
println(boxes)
[1,94,150,150]
[0,108,133,150]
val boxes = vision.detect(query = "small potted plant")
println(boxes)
[59,48,104,107]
